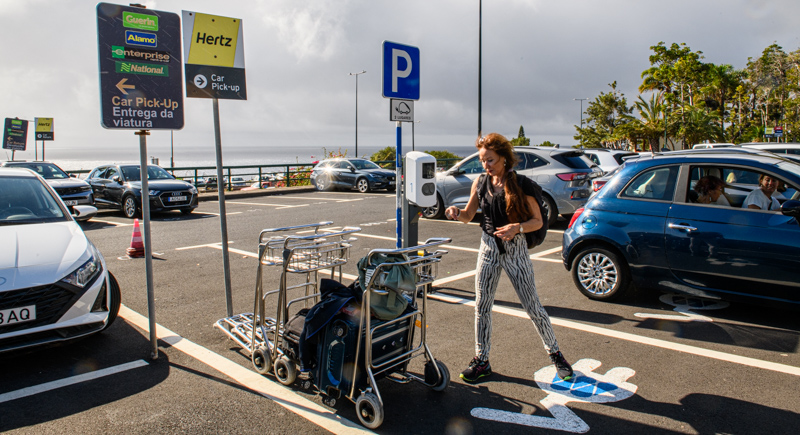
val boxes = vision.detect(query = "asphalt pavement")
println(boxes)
[1,188,798,434]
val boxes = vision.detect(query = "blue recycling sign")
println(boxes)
[382,41,419,100]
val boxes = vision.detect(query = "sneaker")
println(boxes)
[460,357,492,383]
[549,351,573,381]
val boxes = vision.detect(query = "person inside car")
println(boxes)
[744,174,781,210]
[694,175,731,206]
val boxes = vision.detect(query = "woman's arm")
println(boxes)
[494,194,543,241]
[445,177,481,222]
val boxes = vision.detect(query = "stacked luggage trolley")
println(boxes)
[215,221,452,429]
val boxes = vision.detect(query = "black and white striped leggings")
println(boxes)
[473,232,559,361]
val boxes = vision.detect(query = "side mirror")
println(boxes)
[70,173,78,178]
[349,167,356,173]
[112,175,122,184]
[72,205,97,222]
[781,200,800,219]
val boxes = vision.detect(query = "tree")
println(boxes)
[575,82,633,149]
[625,93,667,151]
[510,125,530,147]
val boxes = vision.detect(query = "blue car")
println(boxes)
[562,150,800,307]
[310,158,396,193]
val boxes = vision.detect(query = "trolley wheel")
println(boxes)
[301,379,313,390]
[274,356,297,386]
[322,396,337,407]
[252,346,273,375]
[431,360,450,392]
[355,392,384,429]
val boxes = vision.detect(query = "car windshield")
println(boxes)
[552,151,596,169]
[120,165,175,181]
[8,163,70,179]
[777,161,800,179]
[351,160,381,170]
[0,176,68,225]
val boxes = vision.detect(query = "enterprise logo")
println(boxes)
[112,45,170,63]
[116,61,169,77]
[125,30,157,48]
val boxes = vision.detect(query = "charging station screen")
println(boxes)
[422,162,435,179]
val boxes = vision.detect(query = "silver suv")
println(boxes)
[422,147,602,224]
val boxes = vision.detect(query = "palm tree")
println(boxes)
[626,93,666,151]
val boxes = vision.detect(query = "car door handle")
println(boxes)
[668,223,698,232]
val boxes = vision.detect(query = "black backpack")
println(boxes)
[478,173,548,249]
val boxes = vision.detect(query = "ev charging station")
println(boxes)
[382,41,436,248]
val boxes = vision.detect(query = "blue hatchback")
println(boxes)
[562,150,800,307]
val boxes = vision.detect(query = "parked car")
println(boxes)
[691,143,737,149]
[229,176,249,190]
[86,164,198,218]
[562,150,800,307]
[422,147,602,225]
[310,158,396,193]
[0,167,120,353]
[740,142,800,155]
[582,149,637,175]
[0,161,94,219]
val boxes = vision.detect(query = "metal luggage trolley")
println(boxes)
[215,221,360,382]
[336,237,452,429]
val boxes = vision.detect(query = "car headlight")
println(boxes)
[61,246,102,288]
[188,185,198,194]
[148,189,160,196]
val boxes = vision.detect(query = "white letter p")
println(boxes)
[392,49,412,93]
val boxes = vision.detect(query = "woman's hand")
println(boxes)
[445,206,461,220]
[493,223,520,241]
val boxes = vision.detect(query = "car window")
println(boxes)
[0,176,67,225]
[620,166,678,201]
[551,152,595,169]
[105,167,119,180]
[515,152,547,170]
[458,156,484,174]
[587,154,601,165]
[352,160,380,170]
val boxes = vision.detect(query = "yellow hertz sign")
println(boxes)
[35,118,53,132]
[185,12,242,67]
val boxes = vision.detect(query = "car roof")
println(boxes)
[741,143,800,149]
[628,148,796,165]
[0,167,40,178]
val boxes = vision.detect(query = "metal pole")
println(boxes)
[136,129,158,360]
[574,98,588,147]
[349,70,366,157]
[395,121,402,248]
[170,130,174,169]
[212,98,234,317]
[478,0,482,137]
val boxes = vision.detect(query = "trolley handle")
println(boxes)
[364,237,452,264]
[258,221,334,243]
[276,226,361,250]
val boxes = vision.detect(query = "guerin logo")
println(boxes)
[125,30,157,48]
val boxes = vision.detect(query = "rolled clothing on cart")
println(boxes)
[298,279,357,371]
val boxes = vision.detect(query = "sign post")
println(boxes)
[97,3,184,360]
[34,117,54,160]
[183,10,247,318]
[382,41,420,248]
[3,118,28,160]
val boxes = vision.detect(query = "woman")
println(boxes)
[694,175,730,206]
[743,174,781,210]
[445,133,573,383]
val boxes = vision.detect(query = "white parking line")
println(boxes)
[227,201,310,210]
[0,360,149,403]
[275,195,365,203]
[118,306,369,435]
[201,211,243,216]
[427,292,800,377]
[91,218,133,227]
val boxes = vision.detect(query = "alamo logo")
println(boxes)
[125,30,157,48]
[115,61,169,77]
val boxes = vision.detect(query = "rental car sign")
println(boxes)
[182,11,247,100]
[96,3,184,130]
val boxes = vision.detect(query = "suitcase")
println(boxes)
[315,303,412,399]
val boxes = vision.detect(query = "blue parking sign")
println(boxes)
[382,41,419,100]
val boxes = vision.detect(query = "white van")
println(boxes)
[740,143,800,155]
[691,143,736,149]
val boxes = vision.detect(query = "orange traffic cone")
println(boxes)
[127,218,145,258]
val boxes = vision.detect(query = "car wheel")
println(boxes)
[315,174,331,191]
[356,177,371,193]
[571,246,630,301]
[539,194,557,226]
[122,195,139,219]
[102,272,122,331]
[422,194,445,219]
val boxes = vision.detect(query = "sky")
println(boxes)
[2,0,800,167]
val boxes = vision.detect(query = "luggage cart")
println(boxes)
[215,221,361,383]
[332,237,452,429]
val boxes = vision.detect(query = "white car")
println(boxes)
[691,143,737,149]
[740,142,800,156]
[0,168,120,353]
[582,149,637,174]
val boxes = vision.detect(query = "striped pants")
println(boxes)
[473,232,559,361]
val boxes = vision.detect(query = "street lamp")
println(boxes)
[573,98,588,147]
[349,70,366,157]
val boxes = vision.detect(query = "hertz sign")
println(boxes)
[182,11,247,100]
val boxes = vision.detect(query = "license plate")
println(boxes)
[64,200,79,206]
[168,196,187,202]
[0,305,36,326]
